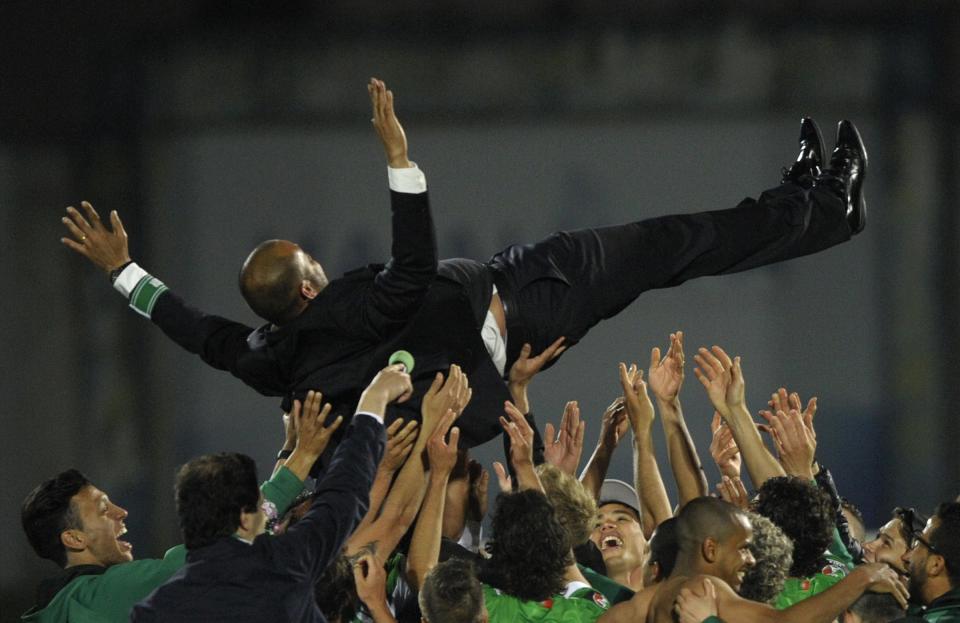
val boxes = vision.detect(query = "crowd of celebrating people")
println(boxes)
[19,79,959,622]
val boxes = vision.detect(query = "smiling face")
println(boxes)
[65,485,132,567]
[715,515,755,591]
[902,516,944,602]
[863,517,909,574]
[590,503,646,576]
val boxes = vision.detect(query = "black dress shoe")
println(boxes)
[781,117,824,187]
[817,120,868,235]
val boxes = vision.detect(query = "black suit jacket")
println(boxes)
[145,189,511,447]
[131,414,386,623]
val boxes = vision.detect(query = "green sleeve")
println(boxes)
[65,545,188,622]
[260,465,306,517]
[702,617,725,623]
[827,526,855,570]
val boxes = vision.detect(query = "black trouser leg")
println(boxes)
[490,182,851,368]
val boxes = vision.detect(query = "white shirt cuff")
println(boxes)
[356,410,384,425]
[113,262,150,298]
[387,163,427,194]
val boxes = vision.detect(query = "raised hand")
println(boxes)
[279,391,345,481]
[421,364,472,427]
[715,475,750,510]
[381,419,419,473]
[509,337,567,387]
[709,412,742,479]
[597,397,629,450]
[758,408,816,480]
[368,77,410,168]
[619,363,655,432]
[543,400,585,476]
[466,460,489,522]
[648,331,686,403]
[765,387,817,441]
[492,461,513,493]
[693,346,745,417]
[425,410,460,477]
[61,201,131,273]
[292,391,344,459]
[358,364,414,416]
[501,401,536,471]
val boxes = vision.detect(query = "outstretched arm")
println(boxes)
[543,400,586,477]
[353,418,419,535]
[406,410,460,589]
[500,401,544,491]
[62,201,266,387]
[580,397,628,501]
[268,364,410,580]
[366,78,438,329]
[648,331,708,506]
[346,365,471,560]
[693,346,785,489]
[621,363,672,537]
[714,562,908,623]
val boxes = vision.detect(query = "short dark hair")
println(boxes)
[315,553,360,623]
[238,240,306,324]
[841,498,865,535]
[931,501,960,586]
[483,490,571,601]
[847,592,906,623]
[175,453,260,550]
[740,512,793,605]
[755,476,834,577]
[648,517,679,578]
[676,496,748,553]
[894,506,927,545]
[420,558,485,623]
[21,469,91,567]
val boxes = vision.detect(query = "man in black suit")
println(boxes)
[129,368,408,622]
[61,78,867,448]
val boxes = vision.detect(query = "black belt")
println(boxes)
[489,267,527,377]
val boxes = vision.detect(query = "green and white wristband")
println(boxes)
[112,262,169,318]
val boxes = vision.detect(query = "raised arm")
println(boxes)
[261,391,344,524]
[406,410,460,589]
[346,365,471,560]
[365,78,438,327]
[500,338,567,473]
[500,401,544,491]
[280,392,344,482]
[693,346,785,489]
[543,401,586,477]
[647,331,708,506]
[60,201,273,389]
[580,397,628,501]
[268,364,410,580]
[708,412,742,481]
[621,363,672,537]
[352,418,419,535]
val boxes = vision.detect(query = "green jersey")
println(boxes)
[578,564,634,605]
[22,466,306,623]
[483,583,610,622]
[774,526,852,609]
[900,588,960,622]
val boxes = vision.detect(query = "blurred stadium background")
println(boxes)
[3,1,959,615]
